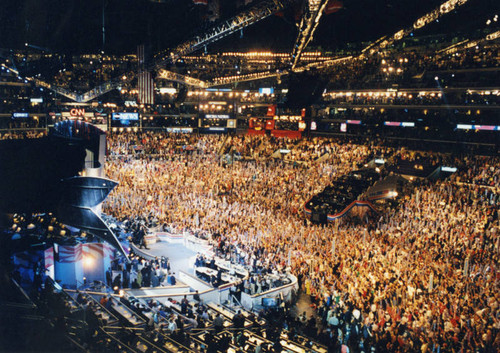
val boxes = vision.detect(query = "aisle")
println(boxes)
[290,291,318,322]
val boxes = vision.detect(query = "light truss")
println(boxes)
[209,70,285,87]
[438,30,500,55]
[290,0,330,70]
[156,0,294,67]
[158,69,208,88]
[362,0,470,55]
[294,55,353,71]
[1,63,80,102]
[10,0,481,101]
[78,78,128,103]
[52,0,294,102]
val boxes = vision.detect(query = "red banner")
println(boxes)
[325,0,343,14]
[267,104,276,117]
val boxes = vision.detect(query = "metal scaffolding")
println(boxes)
[361,0,470,56]
[157,69,208,88]
[58,0,294,102]
[209,70,285,87]
[156,0,294,67]
[290,0,330,70]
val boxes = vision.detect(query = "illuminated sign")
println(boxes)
[227,119,236,128]
[30,98,43,103]
[166,127,193,133]
[384,121,415,127]
[205,114,230,119]
[125,100,138,107]
[12,112,29,118]
[346,120,362,125]
[70,108,86,117]
[259,87,274,95]
[310,121,317,131]
[340,123,347,132]
[112,112,139,120]
[275,115,301,121]
[159,87,177,94]
[456,124,500,131]
[441,166,458,172]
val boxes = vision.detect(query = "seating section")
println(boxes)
[35,283,330,353]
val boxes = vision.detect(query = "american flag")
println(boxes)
[103,242,116,260]
[137,44,154,105]
[58,244,82,263]
[44,248,54,269]
[138,70,155,105]
[82,243,104,260]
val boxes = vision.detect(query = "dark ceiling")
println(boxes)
[0,0,497,54]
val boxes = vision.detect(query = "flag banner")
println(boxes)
[138,71,155,105]
[58,244,82,263]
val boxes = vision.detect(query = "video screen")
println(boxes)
[262,297,278,307]
[111,112,139,126]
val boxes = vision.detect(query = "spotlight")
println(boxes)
[84,256,93,267]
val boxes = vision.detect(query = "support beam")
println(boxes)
[157,69,208,88]
[437,31,500,55]
[209,70,285,87]
[361,0,470,56]
[61,0,295,102]
[290,0,330,70]
[157,0,294,66]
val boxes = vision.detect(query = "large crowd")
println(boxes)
[101,132,499,352]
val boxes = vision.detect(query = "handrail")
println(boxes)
[11,278,36,306]
[99,327,139,353]
[247,274,297,299]
[64,335,88,352]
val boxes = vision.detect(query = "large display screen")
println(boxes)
[262,297,278,307]
[112,112,139,126]
[112,112,139,121]
[384,121,415,127]
[12,112,29,119]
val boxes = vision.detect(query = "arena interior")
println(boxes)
[0,0,499,352]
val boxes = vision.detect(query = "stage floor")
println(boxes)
[145,240,314,320]
[147,241,197,278]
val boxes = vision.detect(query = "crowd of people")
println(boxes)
[0,131,46,140]
[102,131,499,352]
[322,90,500,107]
[324,44,500,90]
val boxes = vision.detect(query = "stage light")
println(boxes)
[84,256,94,267]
